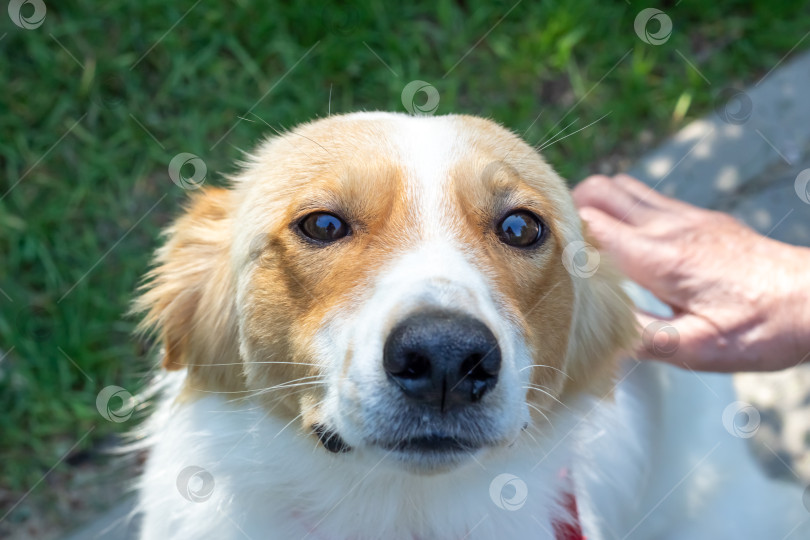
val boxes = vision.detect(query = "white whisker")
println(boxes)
[521,425,541,446]
[248,380,326,398]
[537,111,611,152]
[526,401,553,426]
[518,363,572,380]
[250,112,333,156]
[537,116,579,148]
[268,411,305,447]
[227,383,314,407]
[523,384,571,411]
[197,375,326,399]
[186,361,321,368]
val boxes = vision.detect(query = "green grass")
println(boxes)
[2,0,810,498]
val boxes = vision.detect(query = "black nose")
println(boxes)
[383,311,501,410]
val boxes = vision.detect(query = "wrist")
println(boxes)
[780,244,810,363]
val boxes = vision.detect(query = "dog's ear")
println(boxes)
[562,226,638,396]
[133,187,243,390]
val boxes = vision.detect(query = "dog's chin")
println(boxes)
[370,432,510,474]
[392,452,472,474]
[380,437,484,474]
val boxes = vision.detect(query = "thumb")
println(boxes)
[635,311,727,372]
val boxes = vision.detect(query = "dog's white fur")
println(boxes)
[135,113,809,539]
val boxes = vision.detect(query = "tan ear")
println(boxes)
[562,227,639,397]
[133,188,244,391]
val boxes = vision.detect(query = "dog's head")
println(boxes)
[136,113,636,473]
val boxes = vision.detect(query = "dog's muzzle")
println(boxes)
[314,310,504,458]
[382,310,501,411]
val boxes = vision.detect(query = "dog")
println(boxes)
[133,112,809,539]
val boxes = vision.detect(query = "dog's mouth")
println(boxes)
[379,431,494,472]
[312,423,499,473]
[378,434,481,453]
[312,424,480,455]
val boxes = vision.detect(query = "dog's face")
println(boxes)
[136,113,635,473]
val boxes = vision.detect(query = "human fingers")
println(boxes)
[635,311,736,372]
[578,205,675,292]
[612,174,690,212]
[572,175,662,226]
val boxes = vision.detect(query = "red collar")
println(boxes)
[553,489,586,540]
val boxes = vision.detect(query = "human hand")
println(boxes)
[573,174,810,372]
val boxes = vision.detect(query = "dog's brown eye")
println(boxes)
[299,212,349,243]
[496,210,544,248]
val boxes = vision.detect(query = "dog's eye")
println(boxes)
[496,210,544,248]
[299,212,350,243]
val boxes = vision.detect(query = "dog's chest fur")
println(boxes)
[137,378,596,539]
